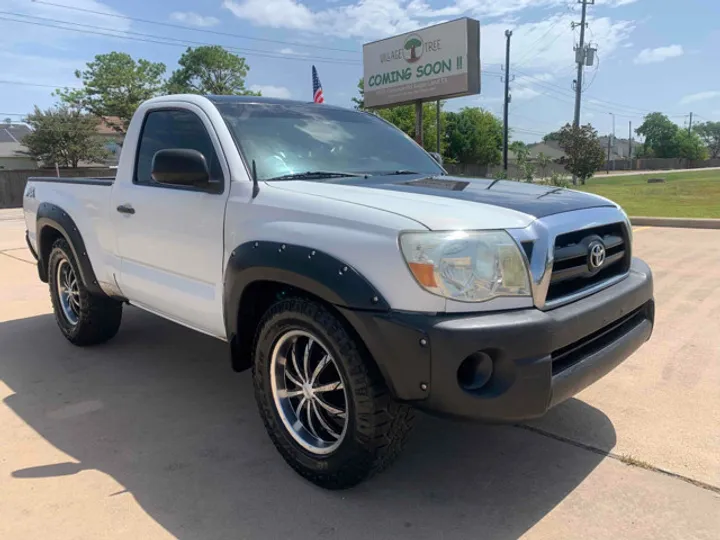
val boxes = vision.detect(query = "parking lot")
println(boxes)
[1,208,718,539]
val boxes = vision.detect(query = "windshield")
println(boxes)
[213,102,444,181]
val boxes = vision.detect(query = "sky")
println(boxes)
[2,0,720,142]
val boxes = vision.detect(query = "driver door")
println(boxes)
[111,105,229,338]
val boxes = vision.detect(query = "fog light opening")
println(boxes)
[457,351,494,392]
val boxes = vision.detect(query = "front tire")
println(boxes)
[253,298,415,489]
[48,238,122,346]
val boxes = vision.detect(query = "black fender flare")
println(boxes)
[36,202,106,296]
[224,241,432,401]
[223,241,390,341]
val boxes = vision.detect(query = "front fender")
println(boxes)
[223,242,433,400]
[223,241,390,340]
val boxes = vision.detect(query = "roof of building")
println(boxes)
[0,124,32,143]
[96,116,124,135]
[0,141,29,158]
[525,141,567,161]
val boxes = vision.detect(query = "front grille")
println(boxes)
[546,222,630,303]
[551,303,649,375]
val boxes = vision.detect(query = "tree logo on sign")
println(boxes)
[403,35,424,63]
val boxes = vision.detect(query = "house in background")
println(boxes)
[96,116,125,166]
[0,123,37,170]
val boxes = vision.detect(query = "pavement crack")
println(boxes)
[0,250,34,265]
[516,423,720,495]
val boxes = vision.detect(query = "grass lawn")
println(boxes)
[576,169,720,218]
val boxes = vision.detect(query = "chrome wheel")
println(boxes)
[56,258,80,325]
[270,330,348,455]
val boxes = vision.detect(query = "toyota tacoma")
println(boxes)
[23,95,654,489]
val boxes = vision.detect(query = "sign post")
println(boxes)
[363,18,480,110]
[415,101,423,146]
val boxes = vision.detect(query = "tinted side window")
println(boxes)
[135,109,223,187]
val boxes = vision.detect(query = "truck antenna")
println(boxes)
[251,159,260,198]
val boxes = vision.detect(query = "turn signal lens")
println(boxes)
[408,262,438,288]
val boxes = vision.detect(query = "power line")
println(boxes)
[29,0,359,54]
[0,13,361,66]
[514,2,576,68]
[0,79,81,89]
[511,68,685,117]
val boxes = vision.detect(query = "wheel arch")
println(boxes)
[224,241,390,370]
[36,202,106,296]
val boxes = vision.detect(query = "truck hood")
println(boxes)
[267,174,616,231]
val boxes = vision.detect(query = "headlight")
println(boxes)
[399,230,531,302]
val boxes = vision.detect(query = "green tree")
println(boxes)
[557,123,606,185]
[635,112,680,158]
[167,46,258,96]
[510,142,535,182]
[675,130,708,160]
[57,52,166,133]
[509,140,528,160]
[536,151,552,180]
[22,105,108,168]
[693,121,720,158]
[543,130,562,143]
[444,107,503,166]
[351,79,366,110]
[352,79,443,153]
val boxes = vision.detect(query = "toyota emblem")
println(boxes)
[588,241,606,270]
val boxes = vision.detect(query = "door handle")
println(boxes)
[116,204,135,215]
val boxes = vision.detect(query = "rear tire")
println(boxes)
[48,238,122,346]
[252,297,415,489]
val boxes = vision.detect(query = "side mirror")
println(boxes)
[151,149,210,188]
[429,152,444,166]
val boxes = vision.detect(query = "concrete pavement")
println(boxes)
[1,209,718,539]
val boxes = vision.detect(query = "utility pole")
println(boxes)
[503,29,512,171]
[606,133,611,174]
[609,112,616,170]
[628,121,633,170]
[572,0,593,129]
[436,100,441,154]
[688,112,693,134]
[415,101,423,147]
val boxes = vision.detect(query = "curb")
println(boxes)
[630,217,720,230]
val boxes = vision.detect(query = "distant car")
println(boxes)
[23,95,654,489]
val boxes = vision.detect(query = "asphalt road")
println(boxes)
[1,209,718,539]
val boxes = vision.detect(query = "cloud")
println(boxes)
[596,0,640,5]
[223,1,635,71]
[512,87,542,101]
[0,0,131,46]
[633,45,684,65]
[250,85,292,99]
[680,91,720,105]
[278,47,309,56]
[510,73,555,101]
[0,51,85,89]
[169,12,220,27]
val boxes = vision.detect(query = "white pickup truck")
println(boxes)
[23,95,654,489]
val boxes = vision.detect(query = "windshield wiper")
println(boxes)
[266,171,367,181]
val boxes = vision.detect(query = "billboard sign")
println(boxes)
[362,18,480,108]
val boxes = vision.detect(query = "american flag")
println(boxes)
[312,65,324,104]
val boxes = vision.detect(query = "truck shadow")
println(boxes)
[1,308,616,540]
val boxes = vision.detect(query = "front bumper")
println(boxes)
[341,257,654,422]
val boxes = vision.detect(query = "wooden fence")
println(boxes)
[0,168,115,208]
